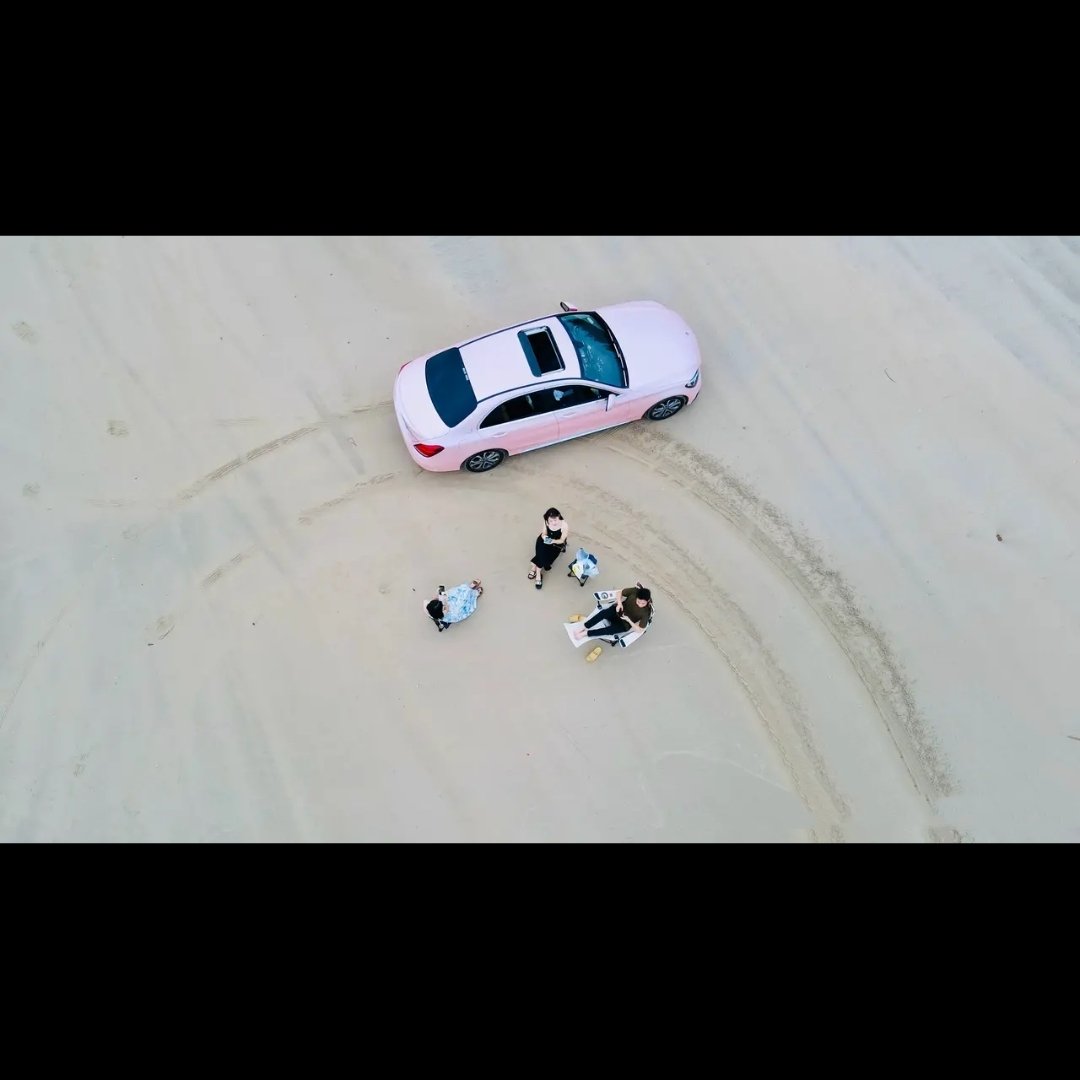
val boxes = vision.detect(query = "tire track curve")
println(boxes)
[513,457,850,841]
[604,424,954,800]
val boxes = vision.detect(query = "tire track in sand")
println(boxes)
[604,424,954,801]
[2,402,396,732]
[297,471,399,525]
[535,468,849,842]
[176,400,392,503]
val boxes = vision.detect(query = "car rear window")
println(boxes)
[425,348,478,428]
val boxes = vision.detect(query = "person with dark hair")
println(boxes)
[527,507,568,590]
[572,584,652,640]
[426,580,484,631]
[426,597,450,629]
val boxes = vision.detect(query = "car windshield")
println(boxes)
[556,312,627,387]
[425,348,477,428]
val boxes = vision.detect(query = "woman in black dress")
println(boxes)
[527,507,568,590]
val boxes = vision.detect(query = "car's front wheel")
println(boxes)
[463,449,507,473]
[644,396,687,421]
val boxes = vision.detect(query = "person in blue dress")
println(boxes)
[426,580,484,631]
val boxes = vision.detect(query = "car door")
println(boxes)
[602,385,648,427]
[473,389,561,456]
[551,383,620,441]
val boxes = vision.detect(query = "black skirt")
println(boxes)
[532,532,565,570]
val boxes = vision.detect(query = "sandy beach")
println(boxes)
[2,235,1078,841]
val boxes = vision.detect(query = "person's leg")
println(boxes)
[529,536,546,580]
[587,616,631,638]
[575,604,620,639]
[535,536,557,584]
[585,603,618,628]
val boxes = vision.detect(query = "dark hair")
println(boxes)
[426,598,444,620]
[637,587,652,602]
[544,507,562,520]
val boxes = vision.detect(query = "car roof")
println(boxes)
[459,316,582,400]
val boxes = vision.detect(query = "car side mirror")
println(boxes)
[605,394,613,411]
[559,300,578,312]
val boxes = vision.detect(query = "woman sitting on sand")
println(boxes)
[426,580,484,630]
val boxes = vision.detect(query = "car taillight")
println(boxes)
[414,443,445,457]
[685,369,700,388]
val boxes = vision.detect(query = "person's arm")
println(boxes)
[560,522,570,546]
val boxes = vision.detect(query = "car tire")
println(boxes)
[644,396,687,421]
[462,449,507,473]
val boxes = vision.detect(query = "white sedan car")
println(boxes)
[393,299,702,472]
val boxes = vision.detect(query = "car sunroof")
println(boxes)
[518,327,564,376]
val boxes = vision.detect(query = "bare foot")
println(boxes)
[573,628,586,639]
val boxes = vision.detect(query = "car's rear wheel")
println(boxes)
[463,449,507,473]
[644,396,687,421]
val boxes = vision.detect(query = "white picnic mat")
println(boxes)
[564,589,644,648]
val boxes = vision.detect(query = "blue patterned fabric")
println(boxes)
[443,583,479,623]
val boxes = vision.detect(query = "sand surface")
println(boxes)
[3,235,1078,842]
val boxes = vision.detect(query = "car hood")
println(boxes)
[597,300,700,388]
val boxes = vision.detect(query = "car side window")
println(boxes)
[551,385,607,408]
[480,393,536,429]
[529,389,563,415]
[479,385,609,428]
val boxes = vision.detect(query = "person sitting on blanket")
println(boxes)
[427,580,484,629]
[573,585,652,640]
